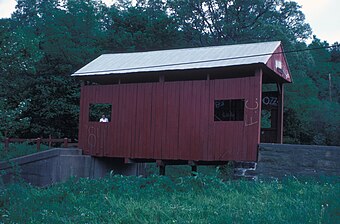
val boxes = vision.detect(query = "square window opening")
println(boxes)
[214,99,244,121]
[89,103,112,122]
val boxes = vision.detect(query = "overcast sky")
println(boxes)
[0,0,339,44]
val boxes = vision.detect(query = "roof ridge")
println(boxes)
[101,41,281,56]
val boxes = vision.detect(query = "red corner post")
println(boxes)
[48,135,52,148]
[63,138,68,148]
[36,138,41,151]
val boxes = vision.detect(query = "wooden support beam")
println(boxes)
[124,158,133,164]
[191,165,197,176]
[156,160,166,175]
[159,165,165,176]
[188,160,196,166]
[156,160,164,166]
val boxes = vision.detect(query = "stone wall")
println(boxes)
[235,143,340,179]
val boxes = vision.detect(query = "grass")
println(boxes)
[0,144,338,223]
[0,174,339,223]
[0,142,49,162]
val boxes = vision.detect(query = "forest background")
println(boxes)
[0,0,339,145]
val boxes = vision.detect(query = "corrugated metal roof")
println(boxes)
[72,41,281,76]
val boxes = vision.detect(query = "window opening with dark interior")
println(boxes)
[214,99,244,121]
[261,109,272,128]
[89,103,112,122]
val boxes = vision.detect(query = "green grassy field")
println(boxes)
[0,174,339,223]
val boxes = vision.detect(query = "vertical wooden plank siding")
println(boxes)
[207,80,215,161]
[152,83,164,158]
[79,75,261,162]
[178,81,193,160]
[135,83,153,158]
[163,82,180,159]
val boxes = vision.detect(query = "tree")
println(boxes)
[0,0,338,145]
[166,0,311,46]
[0,99,31,139]
[100,0,185,52]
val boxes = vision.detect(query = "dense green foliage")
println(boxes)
[0,0,339,144]
[0,142,48,162]
[0,175,339,223]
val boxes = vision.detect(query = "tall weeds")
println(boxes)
[0,174,339,223]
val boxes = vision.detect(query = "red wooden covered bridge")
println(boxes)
[72,41,291,170]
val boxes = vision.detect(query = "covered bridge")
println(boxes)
[72,41,291,167]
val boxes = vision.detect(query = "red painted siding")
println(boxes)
[267,45,291,82]
[78,73,262,162]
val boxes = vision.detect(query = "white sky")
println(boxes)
[0,0,339,44]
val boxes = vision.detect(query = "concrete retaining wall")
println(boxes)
[0,148,144,187]
[1,144,339,186]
